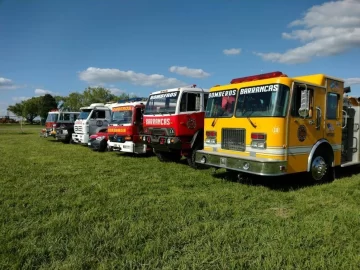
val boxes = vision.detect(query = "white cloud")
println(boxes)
[79,67,187,88]
[169,66,210,78]
[34,88,56,96]
[108,87,125,95]
[345,77,360,86]
[255,0,360,64]
[0,77,23,90]
[223,48,242,55]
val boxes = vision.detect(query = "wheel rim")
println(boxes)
[311,156,327,181]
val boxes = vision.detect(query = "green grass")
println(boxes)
[1,125,360,269]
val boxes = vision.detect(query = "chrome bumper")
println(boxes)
[195,150,287,176]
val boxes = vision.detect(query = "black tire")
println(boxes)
[155,151,181,162]
[309,150,334,183]
[186,143,203,169]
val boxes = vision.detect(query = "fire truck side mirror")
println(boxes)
[298,89,310,118]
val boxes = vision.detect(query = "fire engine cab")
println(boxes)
[141,85,209,167]
[195,71,357,182]
[107,97,150,154]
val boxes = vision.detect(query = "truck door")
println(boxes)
[324,82,343,166]
[134,107,143,134]
[286,83,325,173]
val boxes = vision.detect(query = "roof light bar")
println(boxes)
[230,71,287,84]
[117,97,148,104]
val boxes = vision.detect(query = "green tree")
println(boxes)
[7,102,24,118]
[23,97,40,124]
[38,94,57,120]
[64,92,84,111]
[82,87,116,105]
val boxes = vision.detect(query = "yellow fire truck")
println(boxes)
[195,71,356,182]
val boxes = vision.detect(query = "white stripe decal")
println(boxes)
[204,143,343,155]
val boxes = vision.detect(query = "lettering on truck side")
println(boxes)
[149,92,178,99]
[239,84,279,95]
[209,89,237,98]
[145,118,171,125]
[108,128,127,133]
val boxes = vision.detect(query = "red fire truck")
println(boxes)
[40,109,59,137]
[141,85,209,167]
[107,97,151,154]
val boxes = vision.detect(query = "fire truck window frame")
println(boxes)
[46,113,58,122]
[235,84,290,118]
[203,93,209,111]
[111,110,133,124]
[135,107,142,123]
[59,113,70,121]
[180,92,201,112]
[91,110,106,119]
[205,89,237,118]
[144,91,179,115]
[291,85,314,118]
[326,92,340,120]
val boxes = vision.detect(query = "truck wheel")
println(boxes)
[186,143,202,169]
[309,151,334,183]
[155,151,181,163]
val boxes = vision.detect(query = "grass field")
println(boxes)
[1,124,360,269]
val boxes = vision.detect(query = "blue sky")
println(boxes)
[1,0,360,116]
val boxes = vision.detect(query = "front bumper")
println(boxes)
[108,141,147,154]
[56,130,71,142]
[72,133,89,144]
[195,150,287,176]
[141,135,184,152]
[88,138,107,151]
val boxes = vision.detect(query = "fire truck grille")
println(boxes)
[152,128,165,136]
[74,126,83,133]
[221,128,246,151]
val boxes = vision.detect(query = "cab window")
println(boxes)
[180,93,201,112]
[291,85,314,118]
[326,93,339,119]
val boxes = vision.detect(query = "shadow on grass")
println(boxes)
[211,166,360,192]
[114,152,155,159]
[0,132,34,135]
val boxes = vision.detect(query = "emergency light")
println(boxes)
[230,71,287,84]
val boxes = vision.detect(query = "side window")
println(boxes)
[291,85,314,118]
[136,108,142,123]
[203,93,209,110]
[180,93,201,112]
[92,110,106,119]
[63,114,70,121]
[326,93,339,119]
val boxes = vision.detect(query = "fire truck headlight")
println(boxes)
[96,136,105,141]
[143,136,146,141]
[243,162,250,170]
[200,156,206,164]
[167,138,171,144]
[210,139,217,144]
[257,142,266,148]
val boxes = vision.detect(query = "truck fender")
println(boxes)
[307,139,334,172]
[190,129,203,149]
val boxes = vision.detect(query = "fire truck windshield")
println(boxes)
[111,110,133,124]
[46,113,58,122]
[144,91,179,115]
[78,109,91,120]
[235,84,290,117]
[205,89,237,118]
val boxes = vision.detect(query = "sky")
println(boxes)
[0,0,360,116]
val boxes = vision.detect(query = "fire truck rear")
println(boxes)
[107,97,150,154]
[196,71,360,182]
[141,85,209,167]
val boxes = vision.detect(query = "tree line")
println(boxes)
[7,87,137,124]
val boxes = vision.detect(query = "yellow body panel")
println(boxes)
[199,73,346,175]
